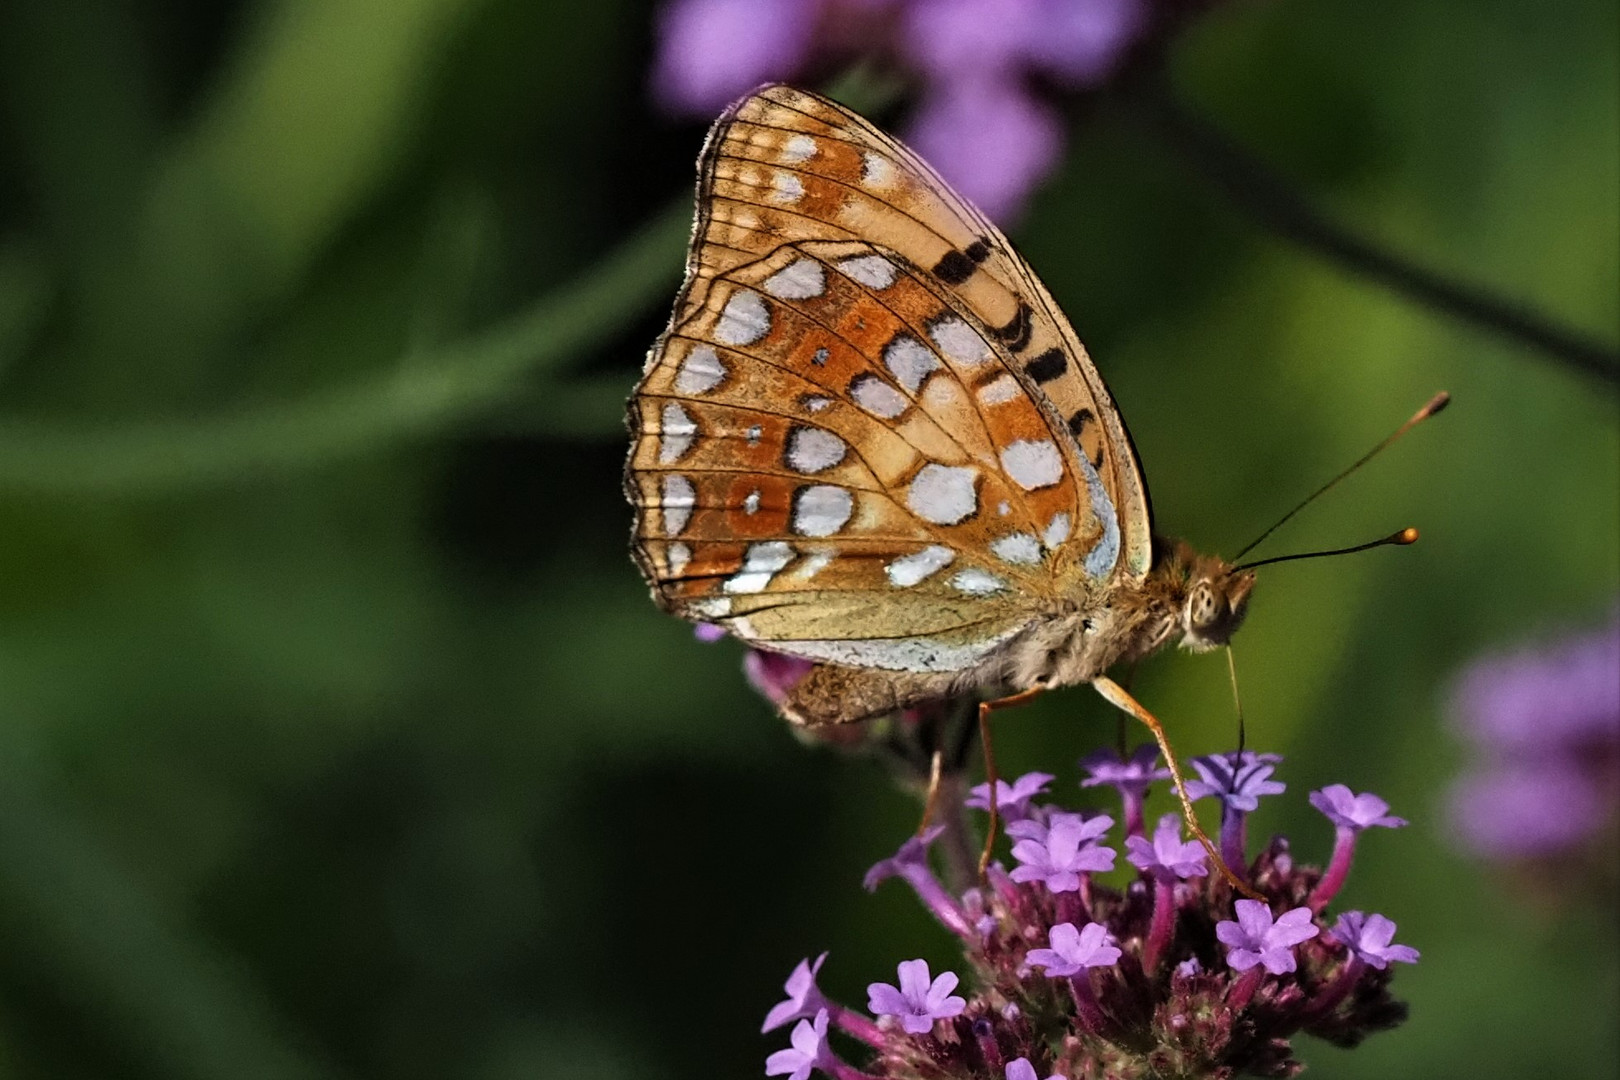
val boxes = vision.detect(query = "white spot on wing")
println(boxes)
[1078,452,1121,579]
[674,344,726,394]
[792,485,853,537]
[780,134,817,163]
[715,290,770,346]
[929,317,991,366]
[1000,439,1064,491]
[887,545,955,587]
[837,254,898,289]
[907,464,978,525]
[794,550,833,580]
[991,533,1042,565]
[724,541,795,594]
[658,402,697,464]
[666,541,691,576]
[745,425,763,446]
[661,473,695,535]
[772,628,1020,673]
[771,171,804,204]
[951,568,1005,595]
[801,395,831,413]
[743,490,761,515]
[883,335,940,393]
[851,374,908,418]
[862,152,894,187]
[1044,512,1071,548]
[763,258,825,300]
[689,596,732,618]
[786,427,847,474]
[977,374,1021,406]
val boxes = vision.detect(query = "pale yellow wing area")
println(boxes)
[676,83,1154,581]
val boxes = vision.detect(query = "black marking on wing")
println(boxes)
[991,301,1033,352]
[1025,348,1067,384]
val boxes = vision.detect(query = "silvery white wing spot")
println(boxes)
[626,84,1256,727]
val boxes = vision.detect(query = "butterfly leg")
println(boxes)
[916,748,946,836]
[976,686,1045,878]
[1091,676,1264,901]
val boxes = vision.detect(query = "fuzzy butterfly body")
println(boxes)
[628,85,1254,726]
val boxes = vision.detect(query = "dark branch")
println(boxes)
[1131,77,1620,386]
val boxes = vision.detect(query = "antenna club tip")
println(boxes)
[1397,527,1420,545]
[1420,391,1451,418]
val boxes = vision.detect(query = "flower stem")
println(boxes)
[902,867,976,940]
[1068,973,1109,1033]
[1219,808,1248,881]
[1301,958,1366,1021]
[1308,827,1357,911]
[1142,878,1177,975]
[829,1005,885,1048]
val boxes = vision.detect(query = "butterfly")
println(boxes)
[625,84,1256,732]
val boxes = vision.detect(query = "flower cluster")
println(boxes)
[1445,608,1619,866]
[651,0,1199,221]
[763,750,1416,1078]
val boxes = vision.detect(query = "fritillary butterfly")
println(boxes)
[625,84,1255,730]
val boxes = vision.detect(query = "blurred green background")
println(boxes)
[0,1,1615,1078]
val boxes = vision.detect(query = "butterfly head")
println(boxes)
[1173,548,1256,653]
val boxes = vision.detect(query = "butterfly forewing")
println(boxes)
[629,85,1154,673]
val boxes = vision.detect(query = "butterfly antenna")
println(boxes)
[1233,391,1450,562]
[1234,526,1419,571]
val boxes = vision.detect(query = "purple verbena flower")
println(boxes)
[1187,751,1286,876]
[652,0,819,114]
[765,1008,837,1080]
[1026,921,1122,976]
[864,827,975,939]
[1080,744,1170,836]
[1310,785,1408,831]
[1448,759,1607,858]
[1186,752,1287,812]
[966,771,1055,823]
[1328,911,1420,970]
[1009,812,1116,893]
[1126,813,1209,882]
[1216,900,1319,975]
[867,958,967,1034]
[763,953,830,1033]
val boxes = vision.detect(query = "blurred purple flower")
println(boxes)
[1445,609,1619,863]
[868,958,967,1034]
[650,0,1153,222]
[744,648,815,706]
[692,621,728,643]
[864,827,976,939]
[1216,900,1319,975]
[1009,812,1116,892]
[1026,921,1122,976]
[1005,1058,1064,1080]
[1327,911,1420,971]
[966,771,1055,823]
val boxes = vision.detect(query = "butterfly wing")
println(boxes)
[627,85,1153,674]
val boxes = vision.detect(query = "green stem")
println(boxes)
[0,198,688,497]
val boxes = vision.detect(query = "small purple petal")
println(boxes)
[1216,900,1319,975]
[864,827,945,891]
[1125,813,1209,881]
[966,771,1056,822]
[693,621,728,643]
[1309,784,1408,830]
[762,952,829,1033]
[1005,1058,1065,1080]
[1009,813,1116,893]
